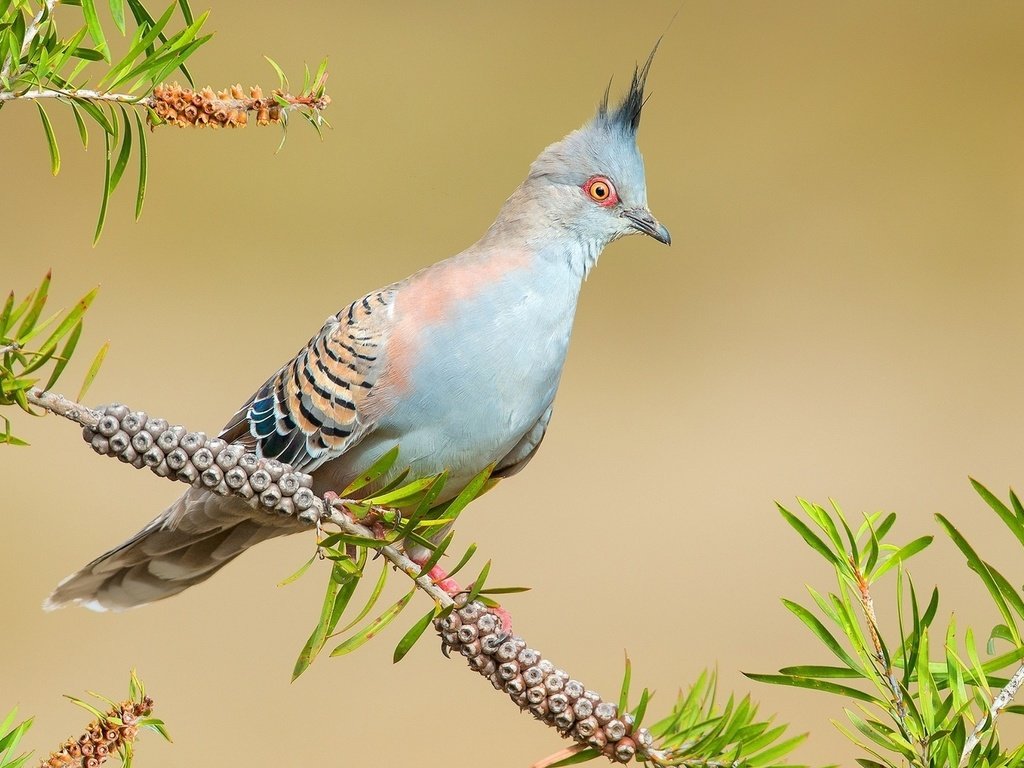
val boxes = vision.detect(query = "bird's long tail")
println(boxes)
[45,486,299,612]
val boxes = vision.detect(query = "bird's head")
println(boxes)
[522,47,671,253]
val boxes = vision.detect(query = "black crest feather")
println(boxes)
[597,39,661,135]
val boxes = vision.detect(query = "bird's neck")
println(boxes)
[479,184,606,282]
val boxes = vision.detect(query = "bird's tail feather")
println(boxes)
[45,487,296,612]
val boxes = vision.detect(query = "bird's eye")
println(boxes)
[583,176,617,206]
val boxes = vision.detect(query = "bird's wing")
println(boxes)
[219,287,395,473]
[493,405,553,478]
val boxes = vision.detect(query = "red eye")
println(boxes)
[583,176,618,206]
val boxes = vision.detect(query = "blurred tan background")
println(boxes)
[2,1,1024,765]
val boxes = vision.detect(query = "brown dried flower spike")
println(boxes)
[148,81,329,128]
[42,697,155,768]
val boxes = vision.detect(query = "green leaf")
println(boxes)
[43,321,82,390]
[73,96,115,134]
[331,587,414,656]
[971,478,1024,549]
[393,608,436,663]
[746,733,807,767]
[93,129,112,244]
[80,0,109,60]
[110,106,132,192]
[777,664,862,678]
[292,558,359,680]
[108,0,125,34]
[277,553,316,587]
[445,542,478,580]
[176,0,193,24]
[937,514,1021,646]
[416,531,454,578]
[782,598,864,672]
[133,109,147,219]
[431,464,494,524]
[342,445,398,495]
[77,340,108,400]
[264,54,287,90]
[872,536,933,580]
[338,561,388,633]
[70,101,89,149]
[618,653,632,711]
[465,559,491,603]
[778,503,841,568]
[35,103,60,176]
[744,672,881,703]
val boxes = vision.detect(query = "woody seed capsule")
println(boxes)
[439,614,461,631]
[91,435,110,455]
[595,702,617,724]
[480,633,502,654]
[153,460,171,478]
[157,430,180,452]
[497,641,519,662]
[587,731,607,749]
[637,729,653,749]
[177,464,199,484]
[498,661,519,681]
[518,648,539,667]
[117,446,138,464]
[146,417,169,437]
[576,716,598,737]
[506,676,526,695]
[548,693,568,713]
[166,448,188,471]
[573,698,594,718]
[614,738,636,762]
[555,710,575,730]
[238,453,260,473]
[191,447,214,470]
[216,444,243,469]
[527,685,546,704]
[260,486,282,508]
[459,640,481,658]
[82,426,96,443]
[278,473,300,496]
[530,700,549,718]
[109,430,130,454]
[132,430,154,452]
[106,403,129,420]
[457,625,478,643]
[180,432,206,455]
[97,415,120,437]
[293,487,315,511]
[604,719,626,741]
[225,466,247,489]
[249,469,271,492]
[276,497,294,516]
[206,437,226,456]
[121,411,147,435]
[143,447,164,467]
[458,602,481,622]
[545,674,564,693]
[264,459,284,481]
[523,666,544,686]
[202,466,224,488]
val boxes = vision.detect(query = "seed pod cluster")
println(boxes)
[436,597,654,763]
[150,82,283,128]
[42,696,154,768]
[82,403,316,516]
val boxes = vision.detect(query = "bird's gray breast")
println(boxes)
[375,262,579,485]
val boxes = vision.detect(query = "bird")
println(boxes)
[46,50,671,612]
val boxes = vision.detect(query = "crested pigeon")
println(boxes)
[47,53,670,612]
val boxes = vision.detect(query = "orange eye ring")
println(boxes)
[583,176,618,206]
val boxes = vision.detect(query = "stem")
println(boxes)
[959,661,1024,767]
[0,0,60,84]
[855,567,909,736]
[0,87,145,103]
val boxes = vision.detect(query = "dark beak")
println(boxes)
[622,208,671,245]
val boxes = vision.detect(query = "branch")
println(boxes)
[0,0,59,84]
[0,83,330,128]
[26,388,665,765]
[959,661,1024,767]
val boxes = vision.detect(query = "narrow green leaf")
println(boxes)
[43,321,82,390]
[777,664,862,678]
[80,0,109,60]
[746,733,808,767]
[176,0,193,24]
[618,653,632,711]
[465,559,491,603]
[108,0,125,33]
[73,97,115,134]
[292,559,351,680]
[342,445,398,495]
[338,561,388,633]
[971,478,1024,549]
[15,271,50,341]
[872,536,933,580]
[35,103,60,175]
[110,106,132,192]
[264,54,287,90]
[278,553,316,587]
[393,608,436,663]
[744,672,881,703]
[77,340,109,400]
[777,503,841,567]
[69,101,90,149]
[93,130,112,244]
[416,531,454,577]
[782,598,864,672]
[331,587,414,656]
[446,543,478,580]
[133,109,147,219]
